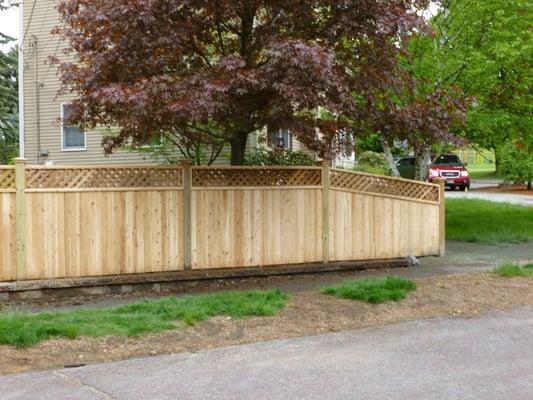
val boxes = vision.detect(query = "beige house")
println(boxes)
[18,0,354,166]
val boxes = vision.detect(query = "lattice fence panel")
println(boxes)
[26,167,183,189]
[192,168,322,187]
[330,170,439,202]
[0,169,15,190]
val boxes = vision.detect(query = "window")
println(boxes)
[61,103,86,151]
[268,129,293,150]
[398,157,415,167]
[433,154,462,166]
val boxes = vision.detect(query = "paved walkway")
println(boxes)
[446,190,533,207]
[470,180,502,190]
[2,306,533,400]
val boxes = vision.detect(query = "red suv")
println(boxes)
[427,154,470,191]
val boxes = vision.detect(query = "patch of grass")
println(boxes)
[0,289,289,348]
[493,263,533,278]
[321,276,417,304]
[446,199,533,244]
[467,164,498,180]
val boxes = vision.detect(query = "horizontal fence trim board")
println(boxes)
[330,187,440,205]
[190,186,323,191]
[0,189,16,193]
[0,166,15,170]
[330,167,439,189]
[25,187,184,193]
[0,258,410,290]
[26,165,181,170]
[192,166,321,170]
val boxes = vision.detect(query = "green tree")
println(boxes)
[0,42,18,164]
[499,133,533,190]
[429,0,533,168]
[0,1,19,164]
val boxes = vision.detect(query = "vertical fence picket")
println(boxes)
[14,158,27,280]
[181,161,192,270]
[435,178,446,256]
[321,161,330,264]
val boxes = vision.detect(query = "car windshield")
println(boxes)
[433,155,462,166]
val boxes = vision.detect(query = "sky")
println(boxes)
[0,3,19,52]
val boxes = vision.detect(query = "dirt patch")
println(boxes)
[1,272,533,376]
[474,184,533,196]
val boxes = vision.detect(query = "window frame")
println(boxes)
[60,103,87,152]
[268,129,293,151]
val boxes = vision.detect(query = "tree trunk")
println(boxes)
[230,130,249,165]
[494,146,501,174]
[414,147,431,181]
[380,138,400,177]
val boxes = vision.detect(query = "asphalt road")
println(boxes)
[2,306,533,400]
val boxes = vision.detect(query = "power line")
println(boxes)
[21,0,37,45]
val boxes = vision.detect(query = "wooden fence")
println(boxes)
[0,160,444,282]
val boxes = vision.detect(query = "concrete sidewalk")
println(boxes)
[446,190,533,207]
[2,306,533,400]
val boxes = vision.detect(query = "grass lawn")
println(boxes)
[0,289,288,348]
[467,164,499,180]
[446,199,533,244]
[321,276,417,304]
[493,263,533,278]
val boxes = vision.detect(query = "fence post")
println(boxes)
[181,160,193,270]
[435,178,446,256]
[321,160,330,264]
[14,158,27,280]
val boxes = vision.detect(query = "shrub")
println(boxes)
[499,138,533,189]
[355,164,391,176]
[244,148,316,166]
[355,151,391,175]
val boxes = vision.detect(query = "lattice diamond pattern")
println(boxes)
[11,165,437,201]
[26,167,183,189]
[192,168,322,187]
[0,169,15,190]
[330,170,439,202]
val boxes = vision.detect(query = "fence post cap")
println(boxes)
[179,159,193,166]
[13,158,27,163]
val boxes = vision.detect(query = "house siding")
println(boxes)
[21,1,315,166]
[22,0,155,165]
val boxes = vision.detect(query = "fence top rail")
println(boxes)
[0,166,15,169]
[23,165,321,170]
[191,165,321,170]
[330,167,439,189]
[25,164,180,170]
